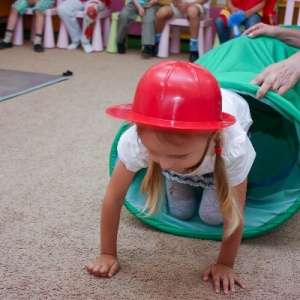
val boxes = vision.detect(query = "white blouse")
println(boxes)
[117,89,256,187]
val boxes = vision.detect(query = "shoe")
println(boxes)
[141,45,155,58]
[34,43,44,53]
[0,41,13,50]
[117,41,126,54]
[81,42,94,54]
[189,51,199,63]
[67,42,80,50]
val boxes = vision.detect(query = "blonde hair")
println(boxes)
[213,132,243,237]
[137,126,243,237]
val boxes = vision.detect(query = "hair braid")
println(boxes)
[213,132,243,237]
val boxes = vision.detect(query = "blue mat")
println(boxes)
[0,69,69,102]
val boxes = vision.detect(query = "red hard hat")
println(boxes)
[106,61,236,131]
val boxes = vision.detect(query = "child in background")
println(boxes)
[215,0,265,44]
[0,0,55,52]
[155,0,211,62]
[117,0,160,58]
[58,0,110,54]
[86,61,256,294]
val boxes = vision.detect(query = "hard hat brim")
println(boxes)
[106,104,236,131]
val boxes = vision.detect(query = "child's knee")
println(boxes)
[166,179,197,220]
[198,189,223,225]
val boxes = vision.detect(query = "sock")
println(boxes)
[155,33,161,44]
[3,30,13,43]
[189,38,198,52]
[34,34,43,45]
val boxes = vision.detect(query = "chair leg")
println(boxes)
[43,14,55,48]
[106,14,118,53]
[30,16,36,42]
[198,26,205,56]
[13,16,24,46]
[204,25,213,53]
[92,18,103,51]
[170,26,181,54]
[103,16,111,47]
[157,23,171,58]
[56,21,69,49]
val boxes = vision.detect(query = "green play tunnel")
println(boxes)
[109,35,300,240]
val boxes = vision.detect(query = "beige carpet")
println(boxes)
[0,42,299,300]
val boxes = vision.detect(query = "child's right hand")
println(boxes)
[86,254,120,278]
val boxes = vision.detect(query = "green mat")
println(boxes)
[0,69,69,102]
[110,34,300,240]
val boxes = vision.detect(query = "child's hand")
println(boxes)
[27,0,38,5]
[201,262,246,294]
[86,254,120,278]
[178,3,189,13]
[138,7,145,16]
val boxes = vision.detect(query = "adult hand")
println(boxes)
[242,22,278,38]
[202,262,245,294]
[86,254,120,278]
[251,57,300,99]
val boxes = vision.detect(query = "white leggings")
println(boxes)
[166,178,223,225]
[58,0,106,44]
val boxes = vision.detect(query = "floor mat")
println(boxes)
[0,69,69,102]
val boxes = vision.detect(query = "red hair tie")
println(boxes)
[215,146,222,155]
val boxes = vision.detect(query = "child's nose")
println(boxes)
[159,157,174,170]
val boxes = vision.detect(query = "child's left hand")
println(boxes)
[178,3,189,13]
[201,262,246,294]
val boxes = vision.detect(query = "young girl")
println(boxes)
[86,61,256,294]
[155,0,211,62]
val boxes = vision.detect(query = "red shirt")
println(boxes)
[232,0,263,11]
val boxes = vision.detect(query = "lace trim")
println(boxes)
[163,170,215,189]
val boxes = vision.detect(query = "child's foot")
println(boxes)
[67,42,80,50]
[0,41,13,50]
[34,43,44,53]
[81,42,94,54]
[117,41,126,54]
[189,51,199,63]
[141,45,155,58]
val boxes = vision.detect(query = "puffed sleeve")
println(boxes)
[117,125,150,172]
[222,125,256,186]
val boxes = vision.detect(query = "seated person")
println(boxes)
[0,0,55,53]
[58,0,110,54]
[155,0,211,62]
[215,0,265,44]
[117,0,160,58]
